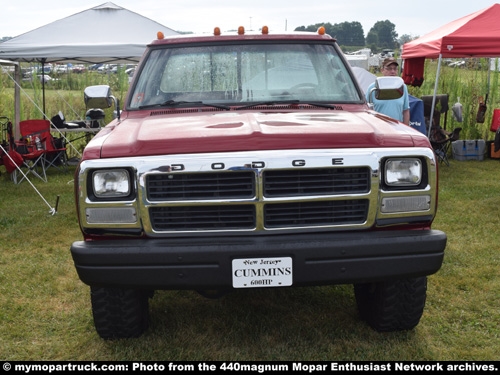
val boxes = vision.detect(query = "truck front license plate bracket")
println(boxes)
[232,257,293,288]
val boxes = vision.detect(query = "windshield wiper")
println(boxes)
[235,100,338,110]
[139,100,230,110]
[235,100,300,110]
[139,99,337,111]
[300,102,338,109]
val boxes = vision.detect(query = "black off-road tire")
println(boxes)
[90,287,151,339]
[354,276,427,332]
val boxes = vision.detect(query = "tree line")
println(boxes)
[295,21,415,52]
[1,21,415,53]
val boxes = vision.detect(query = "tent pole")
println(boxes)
[428,54,443,138]
[41,58,46,117]
[14,64,21,140]
[487,62,491,96]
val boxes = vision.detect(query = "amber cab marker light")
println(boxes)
[238,26,245,35]
[157,31,164,40]
[317,26,325,35]
[261,26,269,35]
[214,27,221,36]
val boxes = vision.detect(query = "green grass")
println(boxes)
[0,159,498,361]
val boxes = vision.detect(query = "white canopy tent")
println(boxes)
[0,2,178,136]
[0,2,178,64]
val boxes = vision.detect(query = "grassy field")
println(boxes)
[0,157,498,361]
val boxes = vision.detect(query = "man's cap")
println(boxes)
[382,57,399,68]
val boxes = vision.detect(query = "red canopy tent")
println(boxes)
[401,3,500,136]
[402,3,500,60]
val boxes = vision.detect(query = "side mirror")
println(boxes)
[83,85,121,121]
[368,76,405,103]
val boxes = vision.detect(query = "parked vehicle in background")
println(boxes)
[97,64,117,73]
[22,74,58,83]
[89,63,103,71]
[125,67,135,83]
[448,60,466,68]
[54,64,71,73]
[108,64,136,74]
[72,65,86,74]
[70,26,447,339]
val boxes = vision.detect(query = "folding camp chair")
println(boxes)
[422,94,449,131]
[43,131,68,172]
[431,127,462,166]
[0,116,10,162]
[21,118,67,171]
[0,117,21,174]
[11,119,51,183]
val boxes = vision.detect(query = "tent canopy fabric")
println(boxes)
[0,2,178,64]
[402,3,500,59]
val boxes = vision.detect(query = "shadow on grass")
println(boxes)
[97,285,425,361]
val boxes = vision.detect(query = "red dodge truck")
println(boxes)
[70,26,446,339]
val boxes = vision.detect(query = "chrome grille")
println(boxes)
[151,205,256,231]
[147,171,255,201]
[264,200,369,227]
[263,168,370,196]
[147,167,371,231]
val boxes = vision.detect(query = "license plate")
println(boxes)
[232,257,293,288]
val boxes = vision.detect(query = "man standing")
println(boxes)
[366,57,410,125]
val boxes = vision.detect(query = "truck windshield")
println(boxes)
[128,42,362,109]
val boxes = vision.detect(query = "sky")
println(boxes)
[1,0,498,40]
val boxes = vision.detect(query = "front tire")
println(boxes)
[90,287,151,339]
[354,276,427,332]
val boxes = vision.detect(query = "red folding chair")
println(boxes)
[41,129,67,172]
[1,117,25,175]
[12,119,50,183]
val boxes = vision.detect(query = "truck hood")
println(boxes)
[89,109,426,159]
